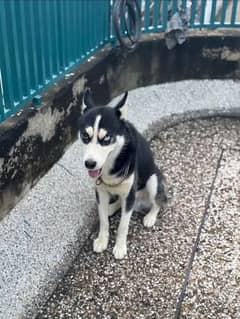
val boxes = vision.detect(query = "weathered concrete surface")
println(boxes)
[0,165,97,319]
[1,79,240,319]
[37,118,240,319]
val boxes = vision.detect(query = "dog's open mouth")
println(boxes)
[88,169,102,178]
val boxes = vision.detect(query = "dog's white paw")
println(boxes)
[113,243,127,259]
[143,213,157,228]
[93,236,108,253]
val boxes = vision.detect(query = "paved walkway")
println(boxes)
[1,80,240,318]
[37,117,240,319]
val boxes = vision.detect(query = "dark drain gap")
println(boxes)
[174,147,224,319]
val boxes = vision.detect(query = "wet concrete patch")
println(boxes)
[37,118,240,319]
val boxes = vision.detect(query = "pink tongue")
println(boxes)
[88,169,101,178]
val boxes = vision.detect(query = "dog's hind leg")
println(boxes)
[143,170,167,228]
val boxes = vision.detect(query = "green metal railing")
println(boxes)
[0,0,239,123]
[139,0,240,32]
[0,0,111,122]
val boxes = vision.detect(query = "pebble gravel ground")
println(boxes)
[181,148,240,319]
[37,118,240,319]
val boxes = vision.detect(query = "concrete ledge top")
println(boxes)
[0,79,240,318]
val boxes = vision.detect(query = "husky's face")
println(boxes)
[79,90,128,178]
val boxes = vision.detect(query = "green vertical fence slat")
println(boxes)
[181,0,187,11]
[97,1,101,45]
[210,0,217,27]
[172,0,178,14]
[89,0,95,51]
[41,1,52,84]
[78,1,83,59]
[73,0,78,62]
[200,0,207,26]
[88,1,93,52]
[47,1,56,77]
[53,0,60,75]
[95,1,98,48]
[144,0,150,31]
[60,0,67,70]
[29,0,39,90]
[36,0,46,86]
[135,0,141,30]
[71,1,75,62]
[83,1,88,55]
[221,0,228,26]
[23,3,36,95]
[0,69,5,120]
[110,0,115,39]
[107,0,112,41]
[70,1,74,63]
[9,1,23,103]
[77,0,82,60]
[74,0,78,60]
[99,1,103,45]
[190,0,197,27]
[84,1,88,53]
[19,1,31,94]
[231,0,238,25]
[65,1,70,66]
[88,1,92,52]
[97,0,100,46]
[162,0,168,30]
[108,0,113,40]
[84,0,88,53]
[153,0,160,30]
[97,0,102,45]
[81,1,86,58]
[36,1,46,85]
[85,0,89,55]
[92,0,96,49]
[0,1,14,110]
[105,0,109,42]
[103,0,107,42]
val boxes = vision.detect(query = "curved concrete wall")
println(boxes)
[0,30,240,318]
[0,30,239,220]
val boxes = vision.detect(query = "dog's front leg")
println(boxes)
[94,190,110,253]
[113,189,135,259]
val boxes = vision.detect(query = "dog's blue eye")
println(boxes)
[81,132,90,144]
[100,135,111,145]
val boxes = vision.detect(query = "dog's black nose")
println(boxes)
[85,160,97,169]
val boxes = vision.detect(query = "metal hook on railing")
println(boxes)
[112,0,142,51]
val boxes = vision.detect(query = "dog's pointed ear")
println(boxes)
[115,92,128,120]
[82,88,95,114]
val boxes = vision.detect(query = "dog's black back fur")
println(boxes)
[113,121,157,191]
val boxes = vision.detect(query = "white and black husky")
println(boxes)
[79,90,167,259]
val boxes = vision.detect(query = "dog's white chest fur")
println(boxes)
[97,174,134,197]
